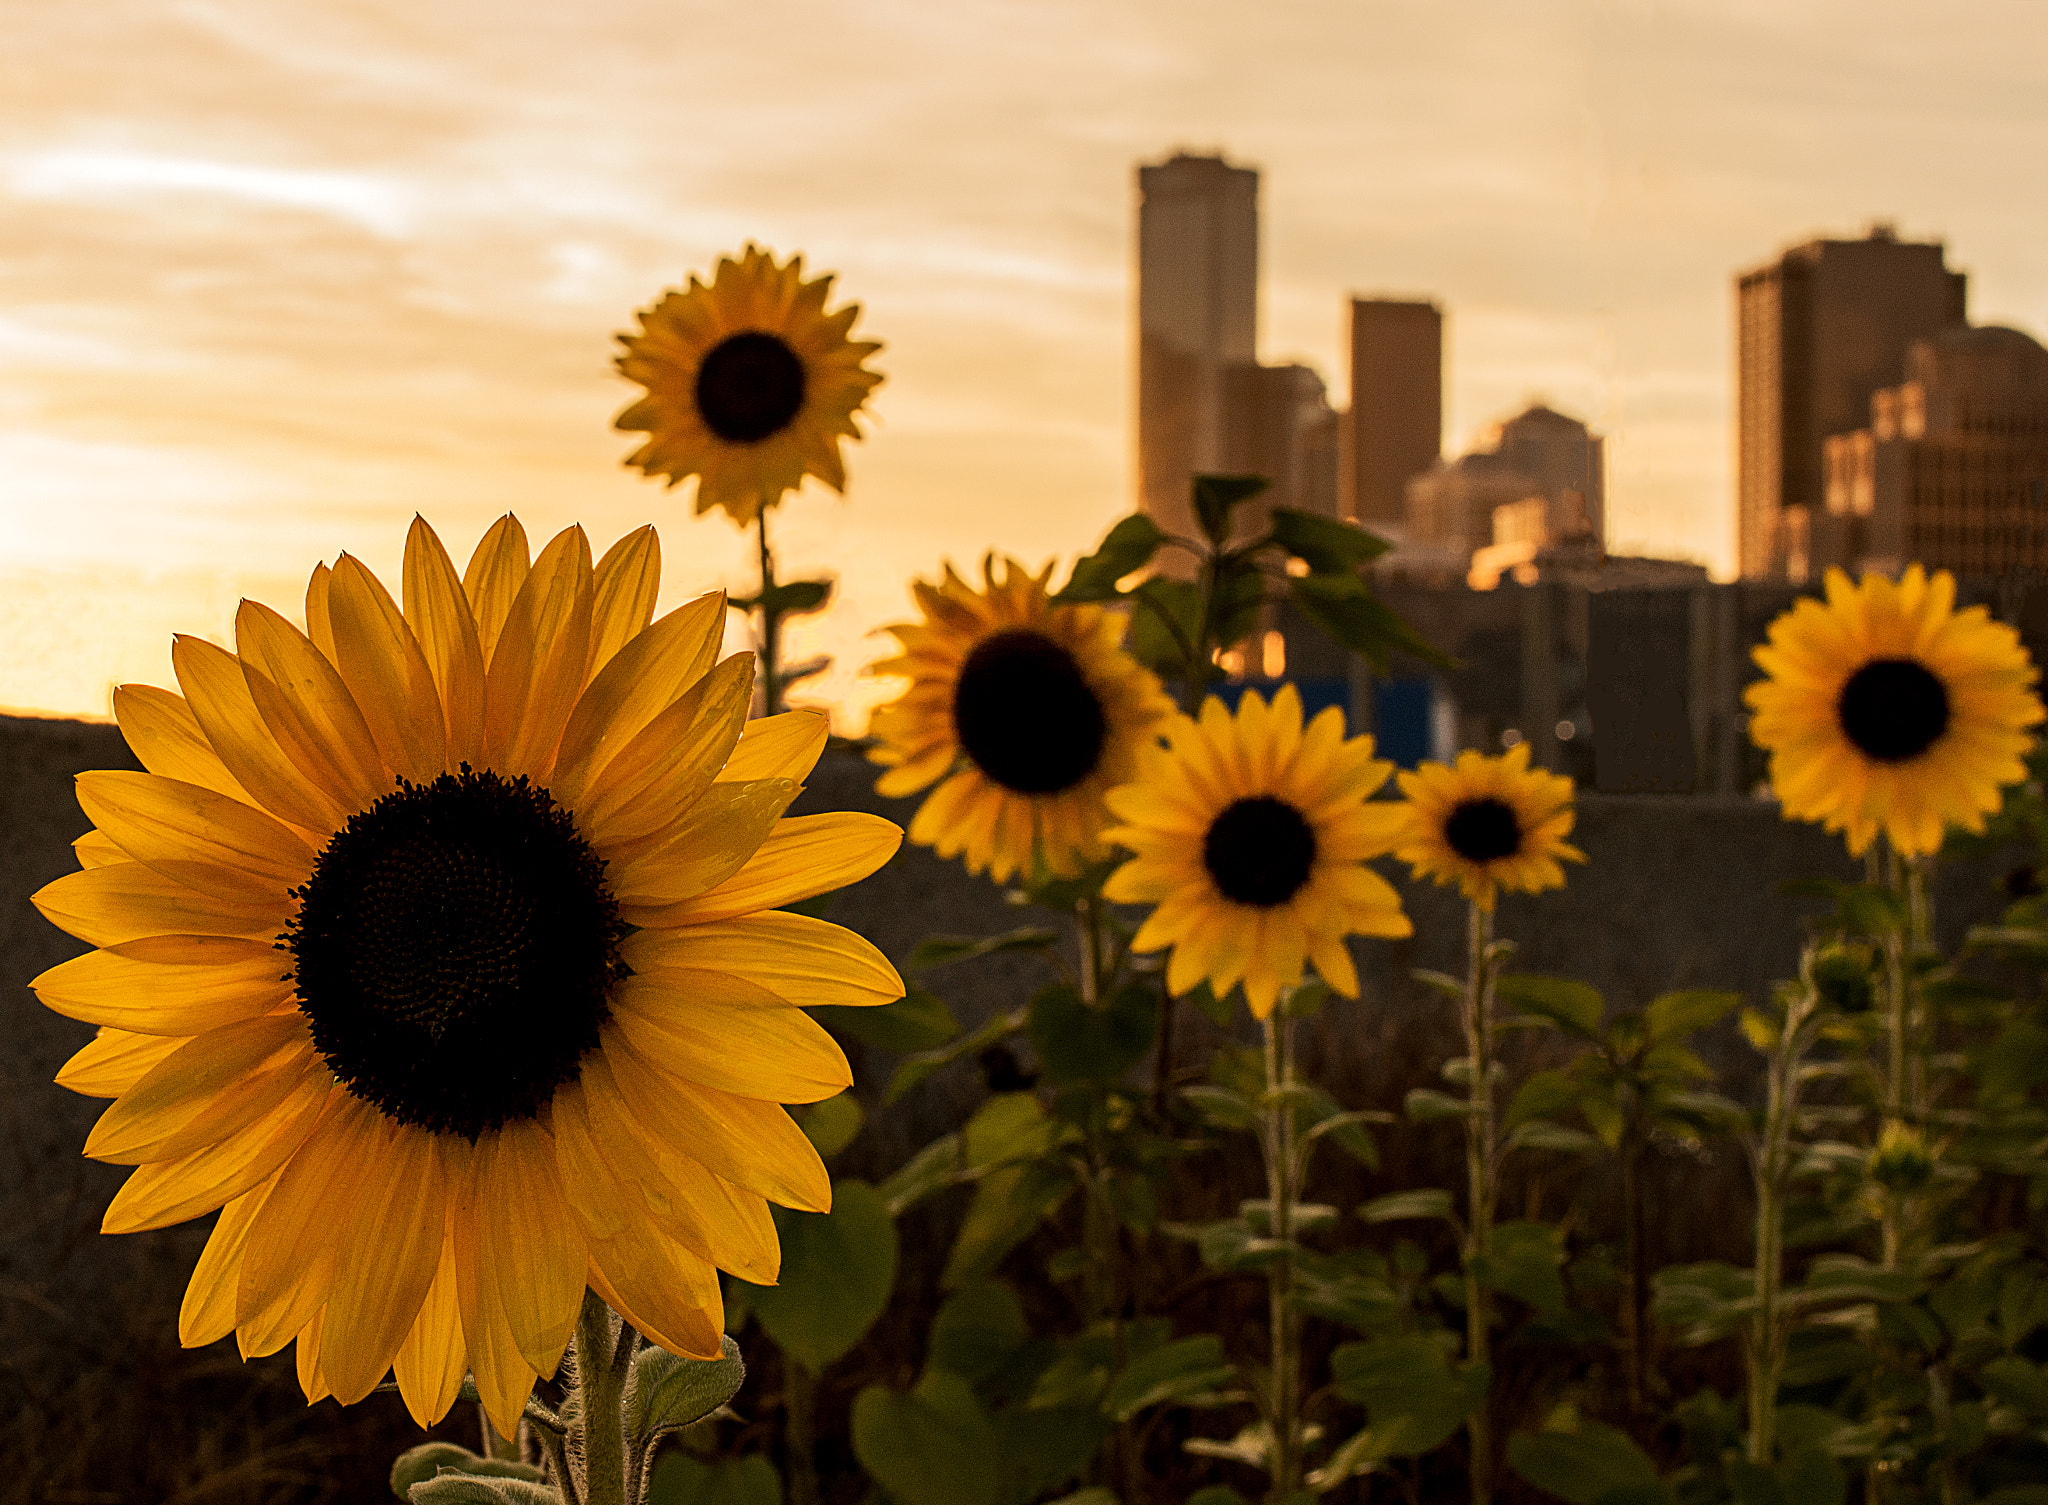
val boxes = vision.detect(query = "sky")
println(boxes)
[5,0,2048,728]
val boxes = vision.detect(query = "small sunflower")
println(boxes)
[1099,686,1412,1020]
[31,515,904,1437]
[867,556,1174,884]
[1746,566,2042,857]
[1394,743,1584,911]
[615,244,884,527]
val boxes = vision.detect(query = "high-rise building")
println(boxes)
[1223,362,1342,533]
[1136,152,1258,544]
[1344,298,1443,526]
[1735,225,1968,579]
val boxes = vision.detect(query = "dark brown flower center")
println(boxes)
[694,331,807,443]
[1837,658,1950,763]
[951,629,1108,795]
[284,768,628,1139]
[1444,797,1521,863]
[1204,796,1318,907]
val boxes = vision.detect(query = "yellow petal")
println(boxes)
[236,599,390,814]
[33,862,286,949]
[624,911,902,1010]
[326,554,447,785]
[391,1224,466,1428]
[611,970,852,1103]
[102,1072,331,1235]
[587,1233,725,1362]
[322,1117,447,1404]
[470,1122,585,1377]
[462,514,531,666]
[113,684,252,803]
[74,769,315,894]
[73,829,128,869]
[449,1135,539,1443]
[33,936,299,1035]
[403,516,488,769]
[481,525,592,780]
[235,1090,377,1353]
[57,1025,186,1098]
[589,524,663,677]
[172,635,346,834]
[305,563,338,665]
[611,778,799,915]
[655,812,902,925]
[573,654,752,848]
[180,1183,271,1346]
[85,1014,314,1164]
[723,709,829,784]
[296,1307,331,1404]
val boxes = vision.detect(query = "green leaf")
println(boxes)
[645,1453,781,1505]
[627,1334,747,1448]
[1330,1333,1486,1457]
[1775,1446,1845,1505]
[1187,1490,1254,1505]
[815,986,959,1054]
[1127,577,1205,675]
[1981,1355,2048,1417]
[408,1478,559,1505]
[748,1181,897,1371]
[794,1095,864,1159]
[1507,1071,1583,1131]
[1477,1220,1569,1315]
[1506,1120,1600,1155]
[1102,1334,1234,1420]
[1056,514,1167,602]
[878,1133,963,1217]
[886,1007,1026,1104]
[944,1160,1073,1288]
[1268,507,1391,573]
[1838,883,1908,937]
[996,1406,1110,1502]
[1405,1087,1473,1123]
[1179,1083,1260,1132]
[852,1373,1002,1505]
[1507,1422,1667,1505]
[392,1444,497,1500]
[908,927,1059,972]
[1497,975,1605,1038]
[767,578,832,616]
[1412,968,1468,1001]
[1301,1109,1386,1169]
[1360,1188,1456,1224]
[1210,556,1268,653]
[963,1091,1059,1169]
[928,1280,1030,1383]
[1645,990,1740,1042]
[1029,981,1159,1085]
[1193,473,1269,546]
[1289,570,1452,672]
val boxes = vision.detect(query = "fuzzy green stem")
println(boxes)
[577,1291,631,1505]
[1462,901,1496,1505]
[756,512,782,717]
[1261,1011,1302,1502]
[1747,985,1812,1466]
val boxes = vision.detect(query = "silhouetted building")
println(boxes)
[1819,324,2048,577]
[1736,225,1968,580]
[1224,362,1342,532]
[1401,402,1606,573]
[1344,298,1443,527]
[1137,153,1258,545]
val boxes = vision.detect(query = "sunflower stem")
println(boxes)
[1746,974,1813,1467]
[1260,1009,1303,1502]
[756,511,782,717]
[1880,835,1908,1121]
[1462,900,1496,1505]
[786,1360,823,1505]
[575,1289,630,1505]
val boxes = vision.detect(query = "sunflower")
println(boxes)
[30,515,904,1438]
[1394,742,1584,912]
[1746,565,2042,857]
[1099,686,1412,1020]
[866,555,1174,885]
[614,244,884,527]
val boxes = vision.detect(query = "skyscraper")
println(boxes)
[1136,152,1258,543]
[1736,226,1968,579]
[1344,298,1442,527]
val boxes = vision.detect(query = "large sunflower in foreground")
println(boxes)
[1746,565,2042,857]
[866,556,1174,884]
[614,244,884,527]
[1100,686,1411,1020]
[1394,743,1583,911]
[30,516,903,1437]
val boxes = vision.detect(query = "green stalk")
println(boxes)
[1906,855,1932,1118]
[1261,1011,1302,1502]
[576,1290,634,1505]
[1747,982,1813,1466]
[756,510,782,717]
[785,1360,822,1505]
[1880,835,1906,1119]
[1462,902,1496,1505]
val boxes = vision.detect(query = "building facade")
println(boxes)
[1735,226,1968,579]
[1136,152,1259,545]
[1819,324,2048,578]
[1401,401,1606,577]
[1344,298,1443,527]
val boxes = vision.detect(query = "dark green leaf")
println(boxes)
[794,1095,864,1159]
[1507,1422,1666,1505]
[628,1335,747,1447]
[767,578,832,616]
[1102,1334,1234,1420]
[1029,982,1159,1085]
[1505,1120,1600,1155]
[1055,514,1167,602]
[1981,1355,2048,1417]
[1289,571,1452,671]
[645,1453,781,1505]
[996,1406,1109,1502]
[1193,473,1269,546]
[1179,1084,1260,1132]
[1507,1070,1583,1131]
[1360,1188,1456,1224]
[1838,883,1908,937]
[1268,507,1391,573]
[1497,975,1605,1038]
[928,1280,1029,1383]
[816,986,960,1055]
[391,1444,495,1500]
[886,1007,1026,1104]
[1645,990,1740,1042]
[408,1478,557,1505]
[1330,1333,1486,1457]
[1775,1446,1845,1505]
[851,1373,1001,1505]
[944,1160,1073,1288]
[1406,1087,1474,1122]
[1477,1220,1569,1315]
[878,1133,963,1217]
[908,928,1059,972]
[1126,577,1206,676]
[1210,557,1268,654]
[748,1182,897,1372]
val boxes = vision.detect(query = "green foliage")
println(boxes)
[814,985,959,1054]
[746,1181,897,1371]
[1028,982,1158,1086]
[646,1453,781,1505]
[625,1336,748,1449]
[1330,1333,1489,1458]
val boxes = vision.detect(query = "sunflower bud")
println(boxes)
[1868,1119,1936,1194]
[1811,942,1877,1014]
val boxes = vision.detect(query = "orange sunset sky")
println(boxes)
[6,0,2048,729]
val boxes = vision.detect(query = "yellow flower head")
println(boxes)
[867,555,1174,884]
[30,516,905,1437]
[1745,566,2042,857]
[615,244,884,527]
[1394,742,1584,912]
[1101,686,1413,1021]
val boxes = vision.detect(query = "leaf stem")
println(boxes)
[1261,1009,1302,1502]
[756,508,781,717]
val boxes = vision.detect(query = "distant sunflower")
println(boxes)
[31,516,903,1437]
[1100,686,1412,1020]
[615,244,884,527]
[1746,566,2042,857]
[1395,743,1583,911]
[866,557,1174,885]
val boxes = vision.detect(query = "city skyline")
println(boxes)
[7,0,2048,724]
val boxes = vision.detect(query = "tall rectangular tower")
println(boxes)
[1137,153,1259,542]
[1736,227,1967,578]
[1345,298,1443,527]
